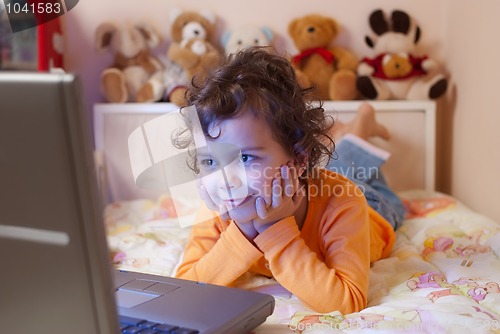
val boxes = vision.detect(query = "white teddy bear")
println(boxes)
[221,25,274,57]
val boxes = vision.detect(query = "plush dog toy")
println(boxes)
[221,25,274,57]
[357,9,448,100]
[288,14,358,100]
[95,21,163,103]
[137,8,221,105]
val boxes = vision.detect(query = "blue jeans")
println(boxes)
[326,136,405,230]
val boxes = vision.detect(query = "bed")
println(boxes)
[94,101,500,333]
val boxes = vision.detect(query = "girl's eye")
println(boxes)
[200,158,216,167]
[240,154,254,163]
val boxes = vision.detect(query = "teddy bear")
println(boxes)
[221,25,274,57]
[288,14,358,101]
[95,21,163,103]
[167,37,223,89]
[136,8,221,106]
[169,8,217,44]
[381,53,413,79]
[356,9,448,100]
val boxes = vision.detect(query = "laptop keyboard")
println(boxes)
[120,315,199,334]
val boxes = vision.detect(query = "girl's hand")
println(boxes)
[197,180,258,240]
[253,163,305,233]
[197,181,230,221]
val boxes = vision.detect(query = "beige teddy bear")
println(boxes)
[288,14,358,100]
[167,38,222,90]
[137,9,221,105]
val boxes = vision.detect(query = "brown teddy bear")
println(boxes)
[381,53,413,79]
[95,21,163,103]
[288,14,358,100]
[136,8,221,105]
[167,38,222,89]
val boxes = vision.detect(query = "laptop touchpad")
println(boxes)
[115,289,160,308]
[115,280,180,308]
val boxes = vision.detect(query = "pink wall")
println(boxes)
[443,0,500,222]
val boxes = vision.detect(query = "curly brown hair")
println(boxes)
[173,47,334,175]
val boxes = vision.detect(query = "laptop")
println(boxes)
[0,72,274,334]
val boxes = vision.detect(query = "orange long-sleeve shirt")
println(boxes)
[175,169,396,314]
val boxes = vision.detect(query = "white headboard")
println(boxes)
[93,101,436,203]
[322,101,436,193]
[93,103,180,203]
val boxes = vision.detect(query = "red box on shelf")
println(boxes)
[0,0,64,71]
[37,16,64,71]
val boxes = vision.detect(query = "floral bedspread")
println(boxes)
[104,191,500,333]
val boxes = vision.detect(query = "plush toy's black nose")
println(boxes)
[194,30,199,35]
[307,26,315,33]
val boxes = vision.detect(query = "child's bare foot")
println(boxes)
[331,103,390,140]
[330,120,347,139]
[351,103,390,140]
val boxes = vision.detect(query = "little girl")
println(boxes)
[174,48,404,314]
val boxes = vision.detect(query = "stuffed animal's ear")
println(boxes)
[261,26,274,42]
[288,18,300,37]
[170,7,183,23]
[221,31,232,48]
[199,9,216,25]
[95,22,117,52]
[365,36,375,48]
[391,10,411,34]
[369,9,389,36]
[414,26,421,44]
[135,23,161,49]
[382,54,392,66]
[392,10,421,44]
[327,17,339,37]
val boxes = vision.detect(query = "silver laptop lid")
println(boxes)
[0,72,119,334]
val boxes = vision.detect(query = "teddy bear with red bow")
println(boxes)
[288,14,359,101]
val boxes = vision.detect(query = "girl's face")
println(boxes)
[193,111,295,222]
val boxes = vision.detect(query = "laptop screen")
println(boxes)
[0,72,119,334]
